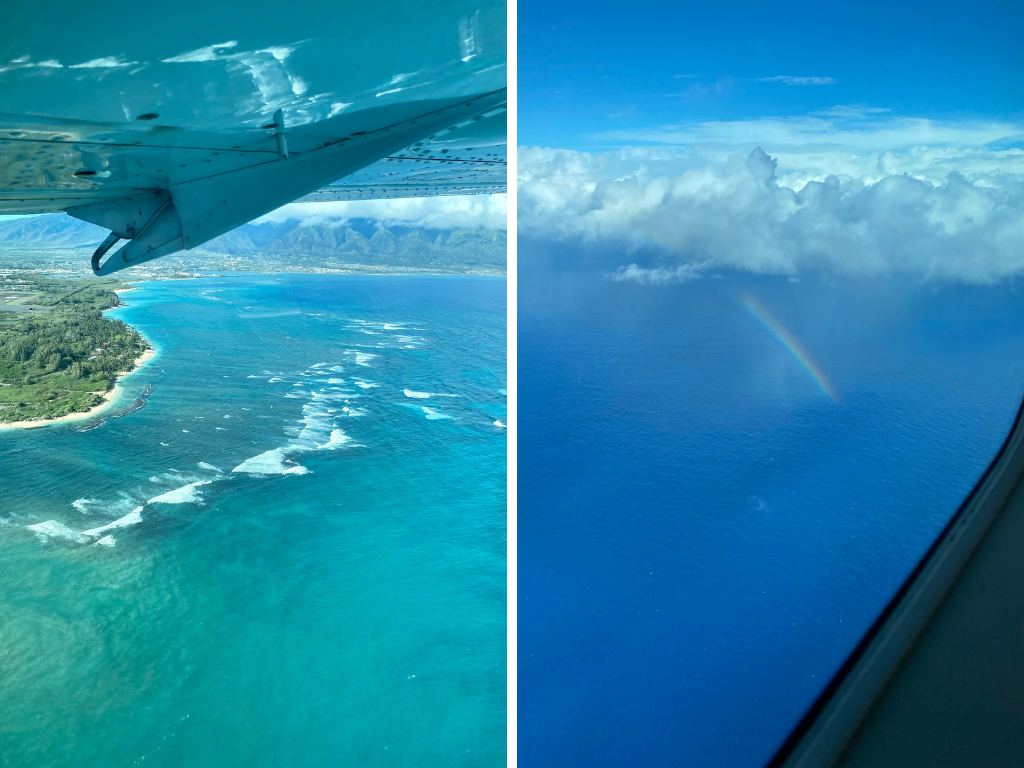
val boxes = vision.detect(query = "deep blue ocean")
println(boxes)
[0,274,506,767]
[518,252,1024,767]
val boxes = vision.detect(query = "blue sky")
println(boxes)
[517,0,1024,284]
[520,0,1024,150]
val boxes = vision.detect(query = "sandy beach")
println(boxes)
[0,346,157,430]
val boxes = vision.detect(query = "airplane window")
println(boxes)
[518,0,1024,765]
[0,1,508,765]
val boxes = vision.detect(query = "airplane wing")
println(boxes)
[0,0,506,274]
[296,114,508,202]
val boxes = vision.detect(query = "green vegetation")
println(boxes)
[0,274,148,423]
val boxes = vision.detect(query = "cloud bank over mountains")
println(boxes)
[518,116,1024,283]
[256,193,507,231]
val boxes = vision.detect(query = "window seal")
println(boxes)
[768,394,1024,768]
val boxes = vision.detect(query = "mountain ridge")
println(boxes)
[0,214,507,270]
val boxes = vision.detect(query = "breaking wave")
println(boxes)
[232,447,300,476]
[26,520,88,543]
[421,407,452,420]
[232,393,361,476]
[82,508,143,537]
[149,481,213,505]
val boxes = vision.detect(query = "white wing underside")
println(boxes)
[0,109,506,216]
[0,0,506,272]
[296,144,508,202]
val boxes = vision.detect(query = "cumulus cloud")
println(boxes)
[518,142,1024,283]
[596,115,1024,190]
[255,193,507,230]
[608,263,705,284]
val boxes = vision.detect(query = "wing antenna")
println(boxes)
[274,109,289,160]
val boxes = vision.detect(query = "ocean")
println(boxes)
[0,274,507,767]
[518,257,1024,767]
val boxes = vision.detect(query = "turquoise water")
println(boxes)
[0,274,507,767]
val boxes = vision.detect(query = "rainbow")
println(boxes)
[739,293,837,402]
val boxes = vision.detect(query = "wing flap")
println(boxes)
[297,141,507,201]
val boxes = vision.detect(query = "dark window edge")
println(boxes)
[768,393,1024,768]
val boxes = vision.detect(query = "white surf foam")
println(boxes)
[72,498,97,514]
[404,389,457,399]
[27,520,87,543]
[321,428,353,449]
[422,407,453,421]
[354,381,379,389]
[95,536,116,547]
[328,378,345,384]
[495,420,507,428]
[149,481,212,505]
[82,508,143,537]
[232,447,300,476]
[198,462,222,473]
[344,350,377,367]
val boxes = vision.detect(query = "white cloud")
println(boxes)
[70,56,138,69]
[814,105,890,119]
[255,193,507,230]
[518,139,1024,283]
[592,113,1024,198]
[0,56,62,73]
[608,263,705,284]
[757,76,837,85]
[598,115,1024,163]
[161,41,239,63]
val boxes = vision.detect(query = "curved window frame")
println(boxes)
[768,397,1024,767]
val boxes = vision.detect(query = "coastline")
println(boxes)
[0,344,156,431]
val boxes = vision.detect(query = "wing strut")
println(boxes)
[66,89,506,274]
[90,194,173,274]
